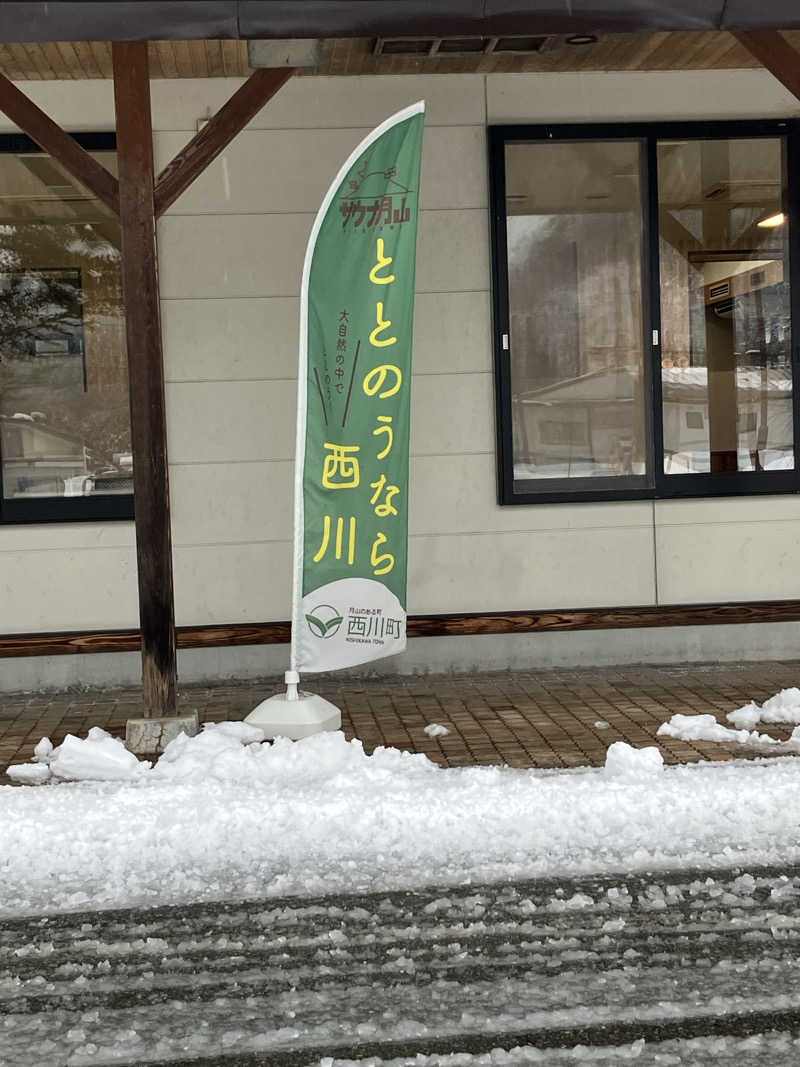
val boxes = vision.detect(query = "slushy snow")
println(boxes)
[6,722,800,917]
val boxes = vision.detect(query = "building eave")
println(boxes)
[1,2,799,45]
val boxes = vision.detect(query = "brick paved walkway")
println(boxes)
[3,660,800,783]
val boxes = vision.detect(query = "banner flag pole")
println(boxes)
[247,101,425,739]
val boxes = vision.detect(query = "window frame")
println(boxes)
[0,130,133,525]
[489,118,800,505]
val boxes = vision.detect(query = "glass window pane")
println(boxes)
[0,149,131,500]
[657,137,792,475]
[504,140,648,493]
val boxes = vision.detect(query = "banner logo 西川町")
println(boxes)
[305,604,343,639]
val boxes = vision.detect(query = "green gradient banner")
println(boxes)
[291,102,425,673]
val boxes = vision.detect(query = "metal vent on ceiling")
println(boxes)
[709,281,731,300]
[374,35,553,57]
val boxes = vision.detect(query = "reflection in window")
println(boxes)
[504,140,647,493]
[0,147,131,501]
[658,138,792,474]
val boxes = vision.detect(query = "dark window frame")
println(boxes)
[489,118,800,505]
[0,131,133,525]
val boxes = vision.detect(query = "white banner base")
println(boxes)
[245,691,341,740]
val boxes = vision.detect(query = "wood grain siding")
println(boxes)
[1,32,800,80]
[3,601,800,659]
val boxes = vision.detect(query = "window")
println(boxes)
[490,120,799,504]
[0,133,133,523]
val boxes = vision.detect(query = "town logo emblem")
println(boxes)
[305,604,343,639]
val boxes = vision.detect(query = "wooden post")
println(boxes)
[112,41,177,716]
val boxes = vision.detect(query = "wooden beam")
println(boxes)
[154,67,293,217]
[5,599,800,659]
[0,70,119,215]
[112,41,177,716]
[733,30,800,102]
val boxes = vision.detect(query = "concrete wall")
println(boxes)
[2,69,800,684]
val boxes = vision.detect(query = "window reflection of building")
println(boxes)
[497,126,796,500]
[657,137,791,475]
[0,138,132,508]
[505,139,647,490]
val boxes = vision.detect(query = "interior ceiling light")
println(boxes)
[758,212,786,228]
[565,34,598,45]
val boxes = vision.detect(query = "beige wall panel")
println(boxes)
[173,541,292,626]
[420,125,487,211]
[0,523,134,553]
[410,373,495,457]
[163,290,492,385]
[170,461,293,547]
[1,71,790,139]
[165,380,296,464]
[487,70,800,124]
[149,75,485,132]
[656,495,800,527]
[158,214,310,299]
[155,125,486,215]
[416,209,490,293]
[0,80,116,133]
[0,548,138,633]
[159,208,489,299]
[162,297,299,382]
[410,453,654,536]
[413,291,492,376]
[657,520,800,604]
[155,128,364,215]
[408,526,656,614]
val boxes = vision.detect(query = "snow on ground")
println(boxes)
[423,723,450,738]
[731,687,800,726]
[4,721,800,918]
[658,687,800,748]
[310,1035,800,1066]
[656,713,783,747]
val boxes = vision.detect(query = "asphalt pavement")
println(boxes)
[4,864,800,1065]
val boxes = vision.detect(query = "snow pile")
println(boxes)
[729,687,800,729]
[7,724,800,917]
[424,723,450,738]
[657,713,779,747]
[656,688,800,748]
[604,741,663,778]
[727,701,762,730]
[6,727,150,783]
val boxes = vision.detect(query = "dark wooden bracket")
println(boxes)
[0,70,120,214]
[733,30,800,102]
[154,67,293,217]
